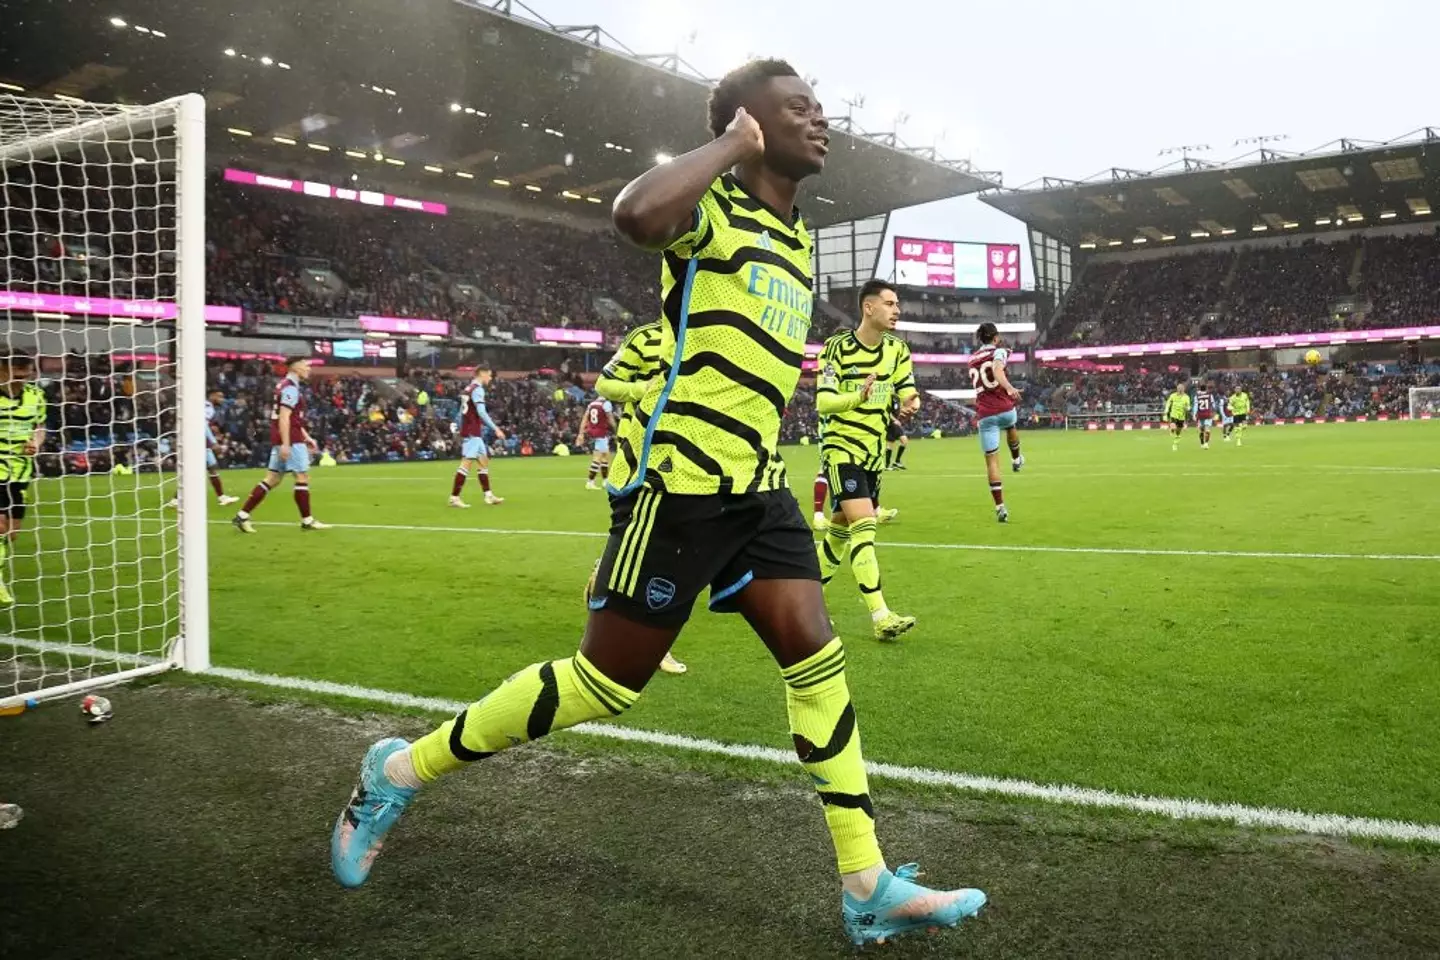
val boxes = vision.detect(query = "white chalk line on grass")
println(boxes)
[205,519,1440,562]
[8,633,1431,845]
[278,462,1440,481]
[913,468,1440,480]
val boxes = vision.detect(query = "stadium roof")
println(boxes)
[0,0,997,228]
[981,128,1440,249]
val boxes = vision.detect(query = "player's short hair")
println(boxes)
[285,355,308,368]
[1,348,34,366]
[859,279,896,303]
[975,322,999,345]
[707,59,800,139]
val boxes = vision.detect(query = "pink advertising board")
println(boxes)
[0,289,241,324]
[533,327,605,345]
[1035,324,1440,361]
[357,315,450,337]
[223,168,448,216]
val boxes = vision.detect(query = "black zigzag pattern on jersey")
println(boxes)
[684,311,805,368]
[711,187,806,251]
[661,400,768,457]
[675,351,788,416]
[605,358,643,376]
[613,435,639,481]
[823,430,874,463]
[648,428,733,493]
[629,401,735,490]
[661,252,690,329]
[696,246,811,287]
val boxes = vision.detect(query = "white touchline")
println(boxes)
[204,520,1440,562]
[6,636,1439,842]
[914,467,1440,479]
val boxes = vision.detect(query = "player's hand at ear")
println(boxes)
[725,108,764,160]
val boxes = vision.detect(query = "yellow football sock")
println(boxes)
[847,516,887,616]
[817,522,850,586]
[410,652,638,781]
[782,638,883,875]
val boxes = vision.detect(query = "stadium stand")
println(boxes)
[1362,232,1440,328]
[206,181,655,340]
[1047,232,1440,346]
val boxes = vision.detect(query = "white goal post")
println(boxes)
[0,92,208,707]
[1408,387,1440,420]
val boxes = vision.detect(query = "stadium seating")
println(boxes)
[15,182,1440,466]
[1051,230,1440,345]
[27,352,1437,478]
[206,182,655,340]
[1362,232,1440,328]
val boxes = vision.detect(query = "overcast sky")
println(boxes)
[530,0,1435,279]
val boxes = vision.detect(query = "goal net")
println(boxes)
[0,93,209,707]
[1408,387,1440,420]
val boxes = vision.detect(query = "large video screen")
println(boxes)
[894,238,1021,290]
[313,338,397,359]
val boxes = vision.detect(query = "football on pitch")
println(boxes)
[80,694,113,724]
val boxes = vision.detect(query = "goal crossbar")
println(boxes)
[0,95,192,165]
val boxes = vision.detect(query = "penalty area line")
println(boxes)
[206,519,1440,562]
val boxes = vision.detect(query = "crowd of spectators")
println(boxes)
[1052,229,1440,346]
[203,362,592,466]
[206,182,654,341]
[1222,241,1354,338]
[1052,251,1231,345]
[1362,233,1440,328]
[21,352,1439,479]
[1021,363,1438,422]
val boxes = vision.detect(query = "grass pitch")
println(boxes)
[7,422,1440,827]
[4,422,1440,956]
[3,683,1440,959]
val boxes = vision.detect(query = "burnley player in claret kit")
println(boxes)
[574,397,613,489]
[449,369,504,508]
[1194,381,1217,449]
[233,357,328,533]
[168,389,239,508]
[968,323,1024,523]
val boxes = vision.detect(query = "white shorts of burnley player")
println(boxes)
[449,368,505,508]
[967,323,1024,523]
[232,357,330,533]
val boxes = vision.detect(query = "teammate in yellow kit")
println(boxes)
[814,280,919,641]
[1164,382,1191,451]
